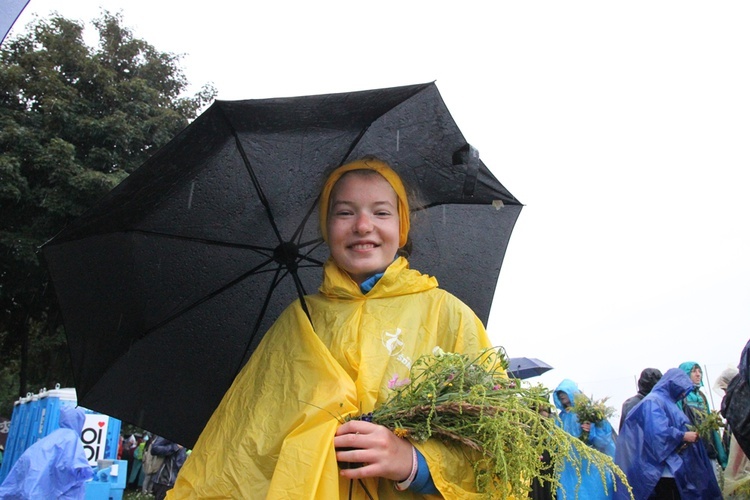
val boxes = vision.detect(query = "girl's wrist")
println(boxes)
[394,446,418,491]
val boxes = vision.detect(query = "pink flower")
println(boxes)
[492,384,501,390]
[388,375,410,389]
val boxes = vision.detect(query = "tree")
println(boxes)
[0,11,216,415]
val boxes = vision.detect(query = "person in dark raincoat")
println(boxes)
[715,366,739,453]
[150,436,187,500]
[619,367,662,431]
[0,405,93,499]
[553,379,616,499]
[723,339,750,458]
[615,368,722,499]
[721,339,750,497]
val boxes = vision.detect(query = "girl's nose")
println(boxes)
[354,213,373,233]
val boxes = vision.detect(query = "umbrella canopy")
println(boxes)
[507,357,554,380]
[43,82,522,447]
[0,0,29,45]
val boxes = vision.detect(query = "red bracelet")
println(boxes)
[394,446,418,491]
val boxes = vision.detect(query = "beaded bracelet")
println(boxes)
[394,446,419,491]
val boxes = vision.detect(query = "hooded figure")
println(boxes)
[614,368,722,499]
[0,405,93,499]
[553,379,616,499]
[619,368,662,430]
[677,361,728,468]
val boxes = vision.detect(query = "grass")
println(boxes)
[122,488,155,499]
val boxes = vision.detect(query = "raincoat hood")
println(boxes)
[553,379,579,411]
[714,367,739,393]
[59,406,86,436]
[637,368,663,396]
[652,368,694,402]
[319,158,411,247]
[679,361,703,387]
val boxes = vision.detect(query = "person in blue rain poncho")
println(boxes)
[553,379,616,499]
[0,405,93,499]
[615,368,722,499]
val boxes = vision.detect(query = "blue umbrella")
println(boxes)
[1,0,29,45]
[507,357,553,380]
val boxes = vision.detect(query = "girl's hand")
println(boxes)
[334,420,414,481]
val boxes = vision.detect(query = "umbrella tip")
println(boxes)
[452,144,479,164]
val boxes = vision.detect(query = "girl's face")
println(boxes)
[556,391,571,408]
[690,366,702,385]
[327,172,400,285]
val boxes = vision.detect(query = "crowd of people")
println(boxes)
[520,354,746,500]
[614,364,722,499]
[114,352,746,500]
[615,359,750,500]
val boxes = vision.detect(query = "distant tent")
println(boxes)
[1,0,30,45]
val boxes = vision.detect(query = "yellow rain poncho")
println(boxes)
[169,256,493,499]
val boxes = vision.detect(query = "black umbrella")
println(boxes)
[507,357,554,380]
[42,82,522,447]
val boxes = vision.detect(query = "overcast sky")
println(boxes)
[10,1,750,422]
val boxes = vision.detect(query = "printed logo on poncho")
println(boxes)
[382,328,412,369]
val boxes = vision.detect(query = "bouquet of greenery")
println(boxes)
[686,408,724,442]
[571,393,616,442]
[345,347,630,499]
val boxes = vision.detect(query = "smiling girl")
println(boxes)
[170,157,494,498]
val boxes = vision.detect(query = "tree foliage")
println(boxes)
[0,11,216,416]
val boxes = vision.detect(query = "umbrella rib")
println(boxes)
[134,257,277,342]
[290,270,313,323]
[285,123,368,250]
[217,105,285,245]
[234,265,284,379]
[286,123,370,245]
[268,265,314,327]
[290,193,321,244]
[234,265,314,378]
[297,237,327,266]
[127,229,276,254]
[298,237,324,249]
